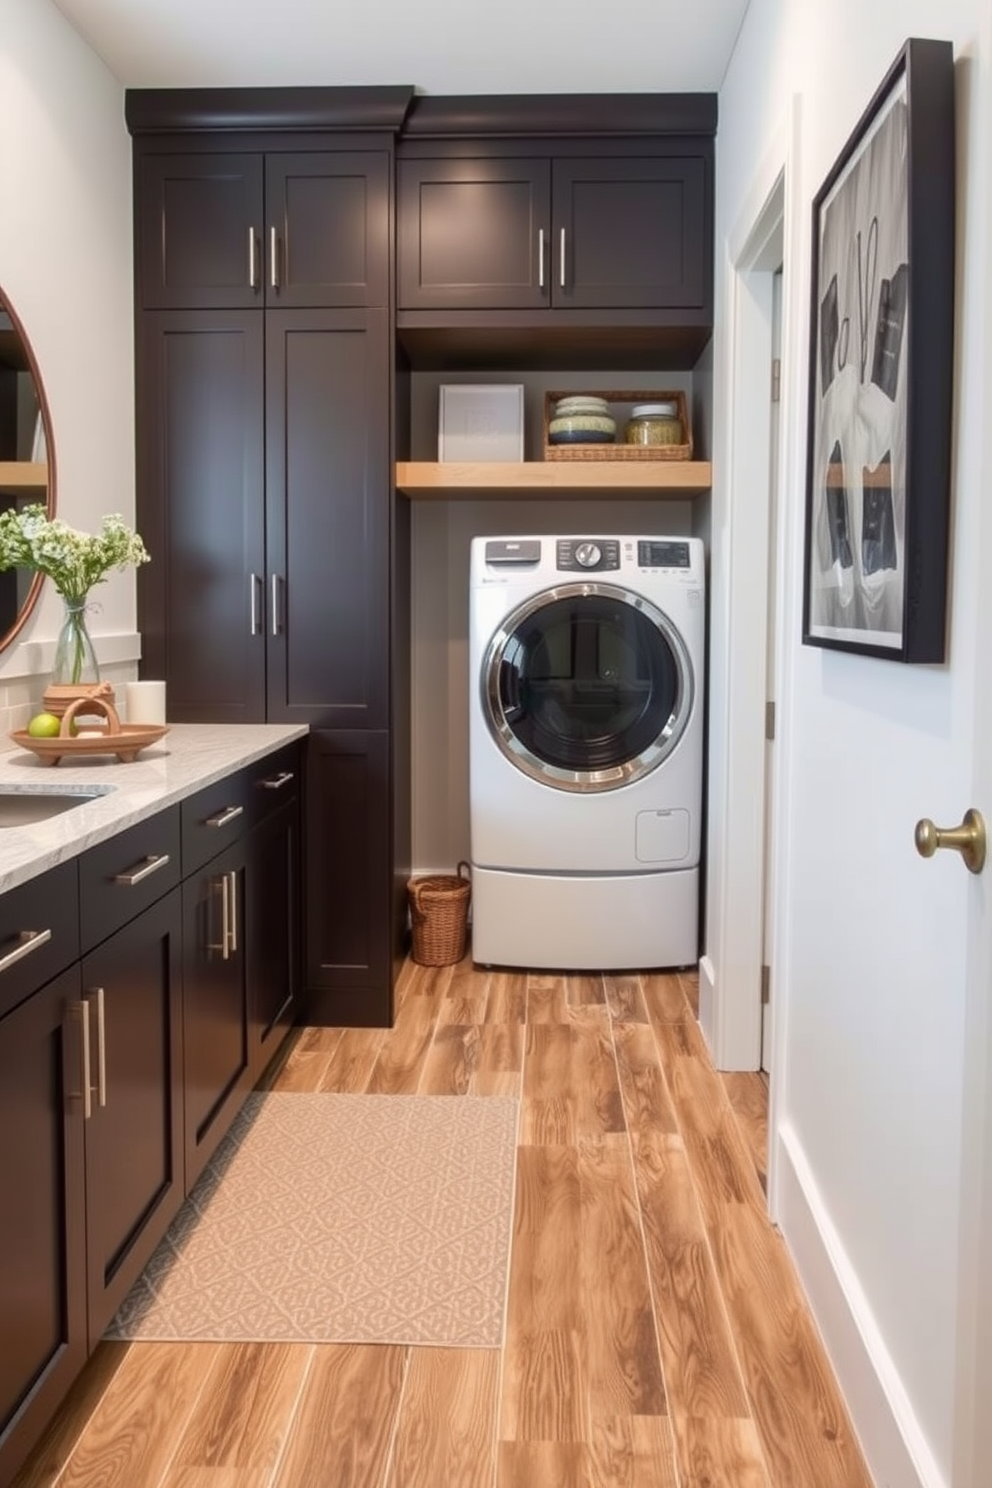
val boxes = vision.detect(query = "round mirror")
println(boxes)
[0,285,55,652]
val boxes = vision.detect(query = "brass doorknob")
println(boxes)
[914,808,987,874]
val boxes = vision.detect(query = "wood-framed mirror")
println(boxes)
[0,283,55,651]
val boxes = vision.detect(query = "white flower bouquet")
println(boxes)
[0,503,150,604]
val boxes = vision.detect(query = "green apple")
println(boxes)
[27,711,63,739]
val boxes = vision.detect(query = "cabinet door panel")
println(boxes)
[397,158,551,310]
[553,156,708,309]
[247,794,299,1079]
[138,153,264,310]
[265,309,389,728]
[137,311,266,723]
[81,891,184,1343]
[304,730,391,1023]
[182,843,250,1188]
[266,152,389,308]
[0,967,86,1488]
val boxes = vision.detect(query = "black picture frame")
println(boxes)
[802,38,955,662]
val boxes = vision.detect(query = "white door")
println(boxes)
[760,267,783,1075]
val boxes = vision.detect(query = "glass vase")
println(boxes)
[52,597,100,687]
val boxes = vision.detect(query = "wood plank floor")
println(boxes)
[13,958,873,1488]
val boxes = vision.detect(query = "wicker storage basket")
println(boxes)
[407,861,472,966]
[544,389,692,461]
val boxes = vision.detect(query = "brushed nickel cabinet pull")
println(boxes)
[560,228,566,289]
[94,986,107,1108]
[270,226,279,290]
[221,871,230,961]
[227,870,238,955]
[271,573,283,636]
[250,572,263,636]
[261,771,294,790]
[113,853,170,886]
[205,804,243,829]
[0,926,52,974]
[248,228,259,291]
[76,999,92,1121]
[206,874,228,958]
[538,228,545,290]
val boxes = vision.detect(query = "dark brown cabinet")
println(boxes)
[136,300,389,733]
[248,791,300,1073]
[0,965,86,1488]
[130,93,410,1033]
[182,838,250,1187]
[304,729,392,1023]
[79,891,184,1342]
[181,743,302,1183]
[137,149,390,311]
[397,152,708,314]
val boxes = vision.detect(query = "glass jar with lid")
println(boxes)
[623,401,683,447]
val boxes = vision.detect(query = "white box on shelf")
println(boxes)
[438,384,524,462]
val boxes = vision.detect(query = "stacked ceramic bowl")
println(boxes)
[547,395,617,446]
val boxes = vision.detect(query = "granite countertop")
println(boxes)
[0,723,308,895]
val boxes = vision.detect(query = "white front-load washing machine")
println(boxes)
[469,534,705,970]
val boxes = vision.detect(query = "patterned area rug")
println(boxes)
[106,1092,519,1348]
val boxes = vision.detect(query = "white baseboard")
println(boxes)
[776,1123,947,1488]
[698,953,716,1052]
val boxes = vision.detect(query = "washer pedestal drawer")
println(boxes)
[469,864,698,971]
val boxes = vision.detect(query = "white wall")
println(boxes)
[0,0,137,727]
[714,2,991,1483]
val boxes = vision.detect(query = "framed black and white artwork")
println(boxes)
[802,38,955,662]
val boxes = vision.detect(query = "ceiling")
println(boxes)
[50,0,750,95]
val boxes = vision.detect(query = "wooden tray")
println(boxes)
[10,693,168,767]
[544,389,693,462]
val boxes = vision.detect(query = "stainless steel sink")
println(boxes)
[0,783,115,828]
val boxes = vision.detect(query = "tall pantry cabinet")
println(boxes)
[126,88,414,1026]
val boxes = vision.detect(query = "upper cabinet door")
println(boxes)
[136,310,267,724]
[397,158,552,310]
[264,307,390,730]
[265,152,390,309]
[552,156,709,310]
[138,153,264,310]
[139,151,390,311]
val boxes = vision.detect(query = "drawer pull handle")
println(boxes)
[270,226,280,290]
[560,227,566,289]
[205,805,244,829]
[0,926,52,974]
[261,771,294,790]
[538,227,545,290]
[113,853,171,887]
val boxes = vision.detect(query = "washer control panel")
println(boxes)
[556,538,620,572]
[636,539,692,569]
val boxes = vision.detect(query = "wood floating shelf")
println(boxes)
[0,461,48,496]
[395,460,712,499]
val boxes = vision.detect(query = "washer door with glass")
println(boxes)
[482,581,693,793]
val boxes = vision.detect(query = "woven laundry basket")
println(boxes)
[407,860,471,966]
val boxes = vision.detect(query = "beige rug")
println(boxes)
[106,1092,519,1348]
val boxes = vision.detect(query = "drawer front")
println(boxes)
[181,769,252,875]
[0,862,80,1021]
[245,742,301,828]
[79,808,182,953]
